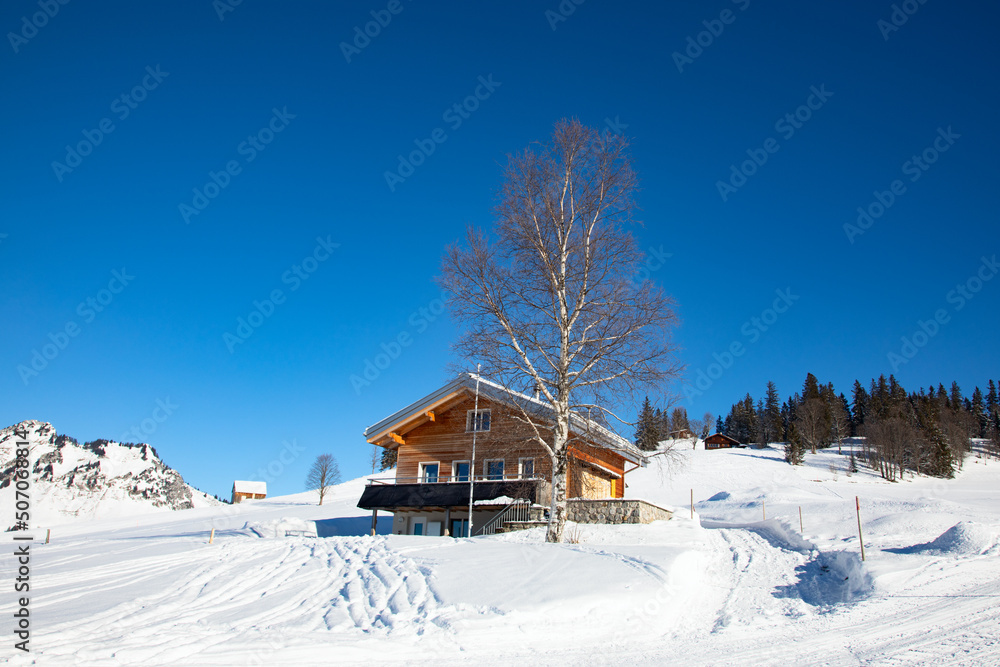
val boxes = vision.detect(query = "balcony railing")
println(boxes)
[366,474,544,485]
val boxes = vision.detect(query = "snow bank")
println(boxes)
[243,517,318,538]
[747,518,815,554]
[912,521,999,556]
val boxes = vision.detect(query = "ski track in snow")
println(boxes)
[18,536,463,666]
[3,447,1000,665]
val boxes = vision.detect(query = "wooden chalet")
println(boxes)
[703,433,741,450]
[668,428,696,440]
[358,373,647,537]
[232,480,266,503]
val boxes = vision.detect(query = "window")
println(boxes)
[466,409,491,432]
[485,459,505,480]
[519,457,535,479]
[453,460,470,482]
[420,462,439,483]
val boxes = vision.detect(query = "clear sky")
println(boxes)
[2,0,997,498]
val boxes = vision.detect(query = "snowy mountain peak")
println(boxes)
[1,420,221,528]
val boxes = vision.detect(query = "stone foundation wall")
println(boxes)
[566,498,672,524]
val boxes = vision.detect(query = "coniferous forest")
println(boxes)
[635,375,1000,481]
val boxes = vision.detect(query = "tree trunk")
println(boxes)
[547,404,570,543]
[547,458,568,543]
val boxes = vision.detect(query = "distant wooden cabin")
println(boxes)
[232,480,266,503]
[668,428,696,440]
[704,433,740,450]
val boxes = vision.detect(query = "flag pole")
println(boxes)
[466,364,482,537]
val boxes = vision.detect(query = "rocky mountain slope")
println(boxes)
[0,420,220,528]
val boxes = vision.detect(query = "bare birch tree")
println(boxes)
[439,119,681,542]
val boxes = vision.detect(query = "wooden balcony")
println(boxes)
[357,475,546,511]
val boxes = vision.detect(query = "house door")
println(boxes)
[450,519,469,538]
[581,469,613,499]
[411,517,426,535]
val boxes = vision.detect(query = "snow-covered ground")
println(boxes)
[3,445,999,665]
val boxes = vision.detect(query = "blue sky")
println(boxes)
[2,0,997,498]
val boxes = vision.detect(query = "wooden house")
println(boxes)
[703,433,740,450]
[668,428,696,440]
[358,373,647,537]
[232,480,267,503]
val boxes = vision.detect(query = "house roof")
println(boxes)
[363,373,646,465]
[704,432,740,445]
[233,480,267,494]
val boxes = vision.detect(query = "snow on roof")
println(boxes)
[233,480,267,494]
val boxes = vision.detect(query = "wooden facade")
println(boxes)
[704,433,740,450]
[232,481,266,503]
[378,394,626,500]
[360,375,647,535]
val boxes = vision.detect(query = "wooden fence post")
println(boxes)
[798,506,803,533]
[855,496,865,561]
[209,528,215,545]
[45,529,51,544]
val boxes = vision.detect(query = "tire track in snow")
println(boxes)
[704,526,812,632]
[29,535,454,665]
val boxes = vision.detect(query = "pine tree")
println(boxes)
[380,447,398,471]
[633,396,659,451]
[764,381,782,444]
[656,408,671,441]
[715,416,724,434]
[950,382,963,411]
[671,407,690,433]
[971,387,987,438]
[803,373,821,401]
[784,423,804,465]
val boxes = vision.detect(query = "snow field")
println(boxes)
[1,445,999,665]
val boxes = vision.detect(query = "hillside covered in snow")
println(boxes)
[1,441,998,665]
[0,420,220,528]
